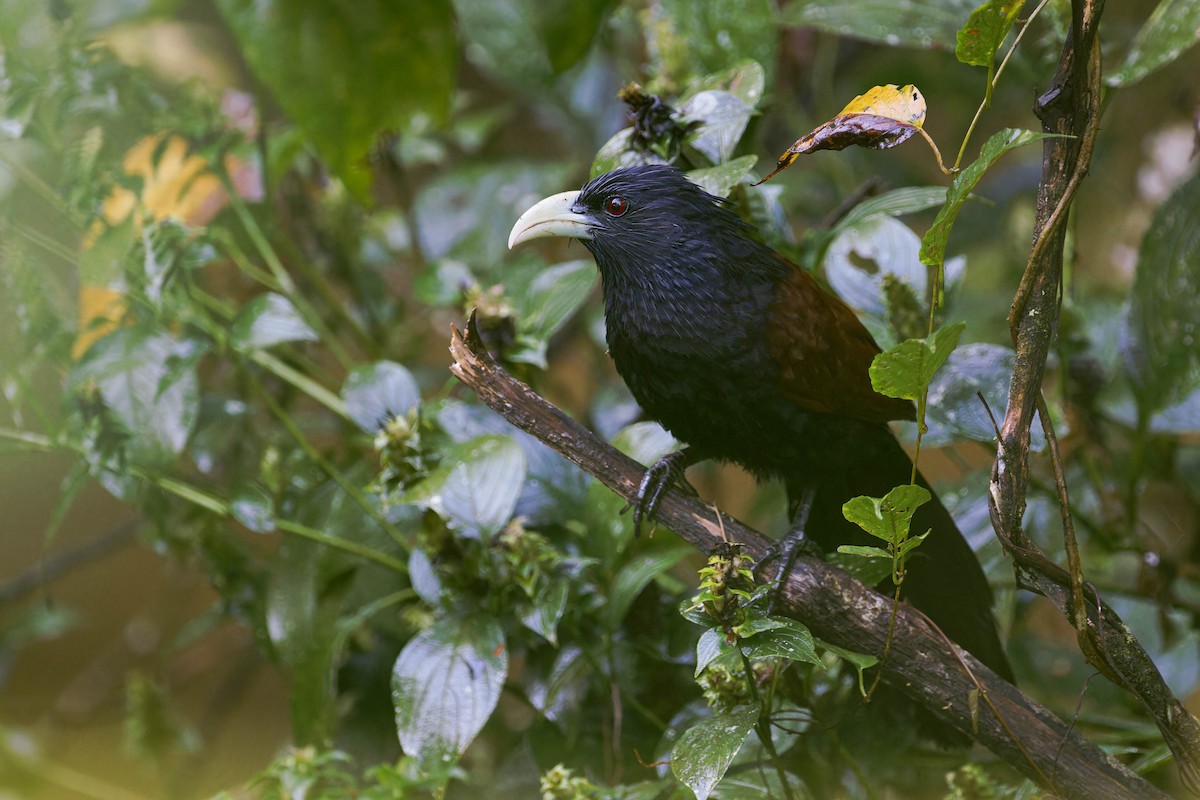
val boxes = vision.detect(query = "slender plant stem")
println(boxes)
[954,0,1054,170]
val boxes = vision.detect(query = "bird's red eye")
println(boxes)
[604,195,629,217]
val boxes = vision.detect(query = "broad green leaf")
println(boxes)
[70,328,200,466]
[781,0,979,49]
[842,485,932,544]
[832,186,950,232]
[920,128,1058,267]
[606,541,694,630]
[266,537,353,744]
[392,615,507,765]
[820,642,879,695]
[518,259,596,339]
[826,216,963,319]
[687,155,759,197]
[681,90,755,164]
[611,421,680,466]
[1108,0,1200,87]
[870,322,966,401]
[828,549,894,585]
[341,361,421,434]
[403,435,526,540]
[1151,387,1200,433]
[836,544,892,560]
[526,645,591,723]
[671,704,759,800]
[591,128,669,177]
[521,579,569,644]
[955,0,1024,67]
[231,483,275,533]
[655,0,777,90]
[230,293,318,351]
[1125,172,1200,411]
[683,59,767,109]
[740,617,820,666]
[452,0,618,87]
[416,162,572,265]
[696,627,736,677]
[923,342,1045,448]
[216,0,455,198]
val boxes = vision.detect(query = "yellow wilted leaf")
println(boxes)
[757,84,946,184]
[76,133,232,359]
[840,84,926,127]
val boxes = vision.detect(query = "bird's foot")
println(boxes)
[754,487,821,612]
[622,448,698,537]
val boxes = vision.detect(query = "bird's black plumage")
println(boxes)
[510,165,1012,715]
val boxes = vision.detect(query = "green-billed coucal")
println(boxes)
[508,165,1012,690]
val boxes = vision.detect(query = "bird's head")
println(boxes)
[508,166,761,285]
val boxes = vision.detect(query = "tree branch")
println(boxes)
[449,315,1167,800]
[987,0,1200,791]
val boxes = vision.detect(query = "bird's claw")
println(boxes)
[623,448,696,537]
[754,486,819,612]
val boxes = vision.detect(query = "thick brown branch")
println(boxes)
[989,0,1200,791]
[450,315,1167,800]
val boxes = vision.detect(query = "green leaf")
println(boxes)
[955,0,1024,68]
[521,580,569,644]
[266,537,354,744]
[655,0,777,90]
[832,186,950,232]
[924,342,1045,449]
[230,293,318,351]
[71,328,200,466]
[687,155,759,198]
[392,615,507,766]
[517,259,596,339]
[1125,172,1200,412]
[820,642,879,694]
[684,59,767,109]
[920,128,1058,267]
[416,161,572,265]
[842,485,932,544]
[828,549,894,586]
[696,627,736,677]
[870,322,966,401]
[216,0,456,198]
[671,704,759,800]
[452,0,618,86]
[681,90,756,164]
[740,617,820,666]
[1108,0,1200,87]
[611,422,680,466]
[231,483,275,533]
[836,544,892,560]
[781,0,980,49]
[341,361,421,434]
[591,128,669,177]
[402,435,526,540]
[826,216,960,319]
[606,541,694,630]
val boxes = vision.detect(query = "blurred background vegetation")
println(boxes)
[1,0,1198,797]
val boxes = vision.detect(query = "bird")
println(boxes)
[507,165,1013,703]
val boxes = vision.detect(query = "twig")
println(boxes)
[987,0,1200,790]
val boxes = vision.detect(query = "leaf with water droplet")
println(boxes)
[671,704,759,800]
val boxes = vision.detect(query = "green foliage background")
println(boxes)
[1,0,1198,798]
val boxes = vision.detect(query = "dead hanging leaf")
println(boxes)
[757,84,948,183]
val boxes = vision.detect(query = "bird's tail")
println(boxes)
[784,420,1012,684]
